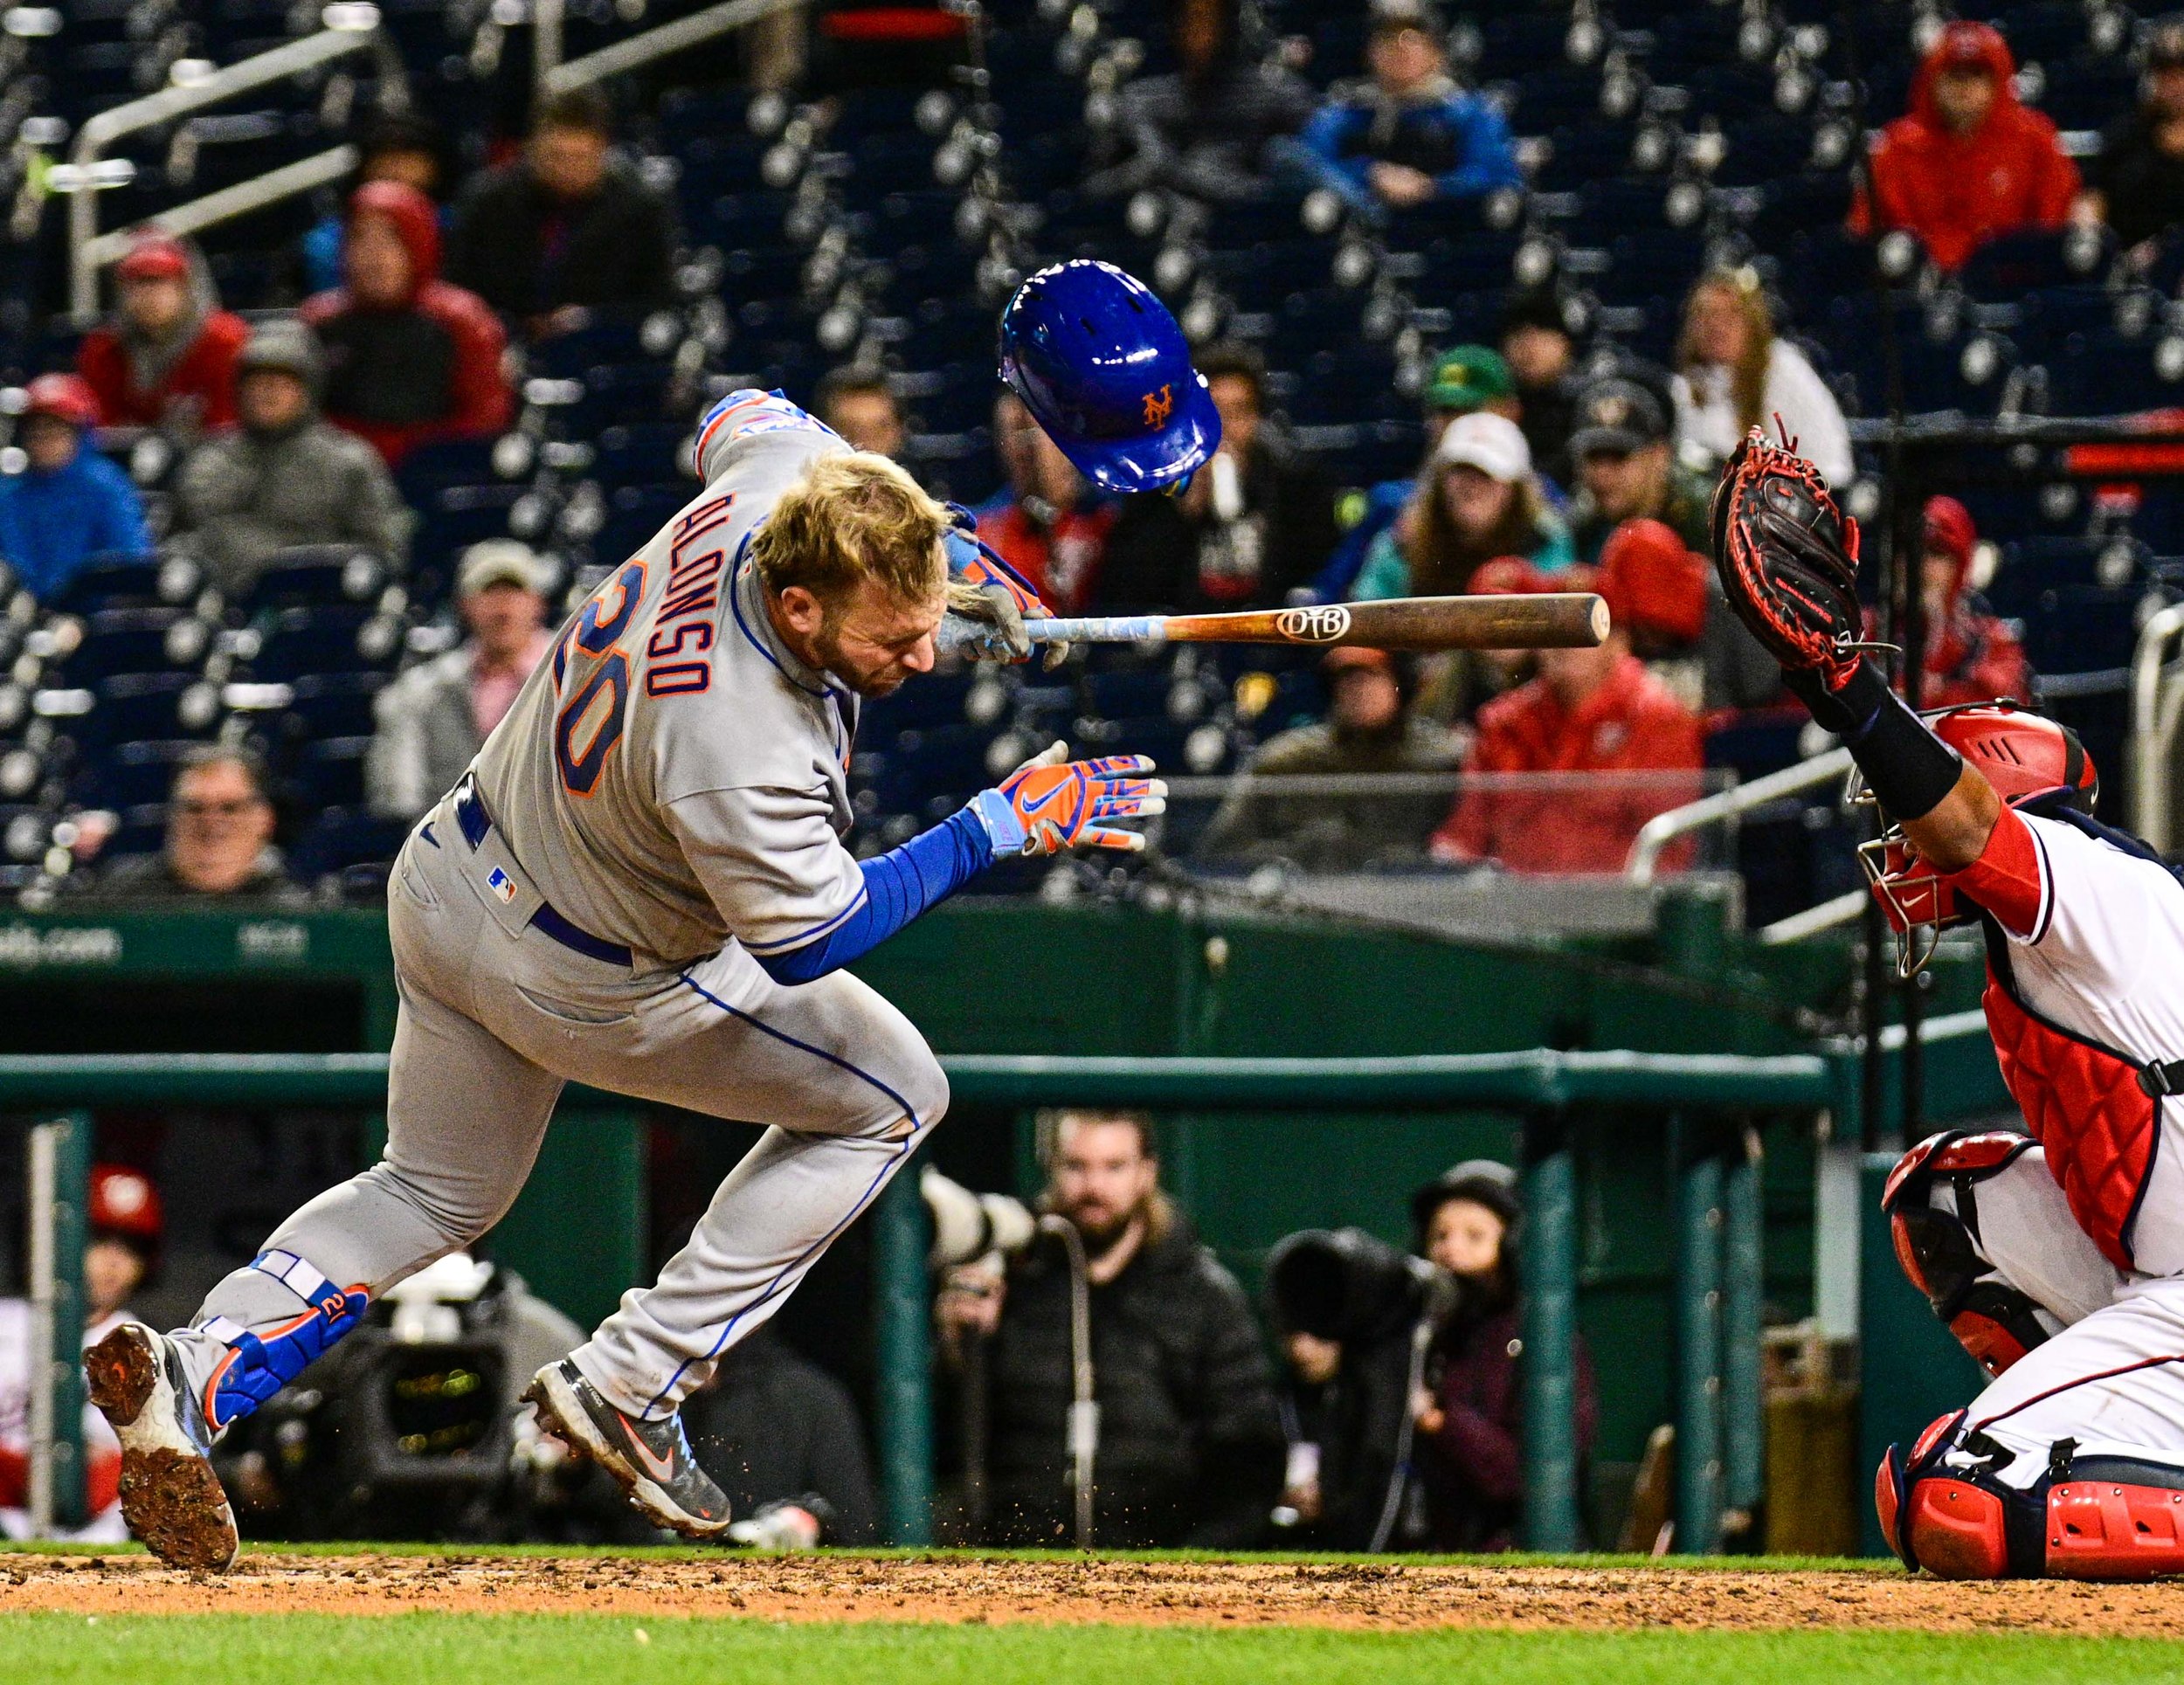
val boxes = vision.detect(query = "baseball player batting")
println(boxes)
[1716,428,2184,1580]
[79,261,1206,1571]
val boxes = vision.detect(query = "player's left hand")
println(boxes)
[940,514,1068,666]
[967,742,1165,860]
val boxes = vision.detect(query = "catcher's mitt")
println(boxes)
[1709,426,1864,687]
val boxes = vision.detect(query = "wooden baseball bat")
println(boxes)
[1022,593,1610,653]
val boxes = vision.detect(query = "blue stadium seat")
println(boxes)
[2015,584,2146,676]
[282,671,390,742]
[48,552,197,616]
[287,735,373,811]
[242,546,392,615]
[596,485,694,563]
[594,424,694,490]
[287,807,411,880]
[78,674,222,748]
[1958,230,2112,305]
[54,608,211,686]
[2042,330,2184,418]
[246,605,402,682]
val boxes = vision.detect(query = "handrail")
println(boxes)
[1626,745,1852,887]
[79,146,359,271]
[66,19,397,322]
[2131,599,2184,851]
[538,0,806,95]
[1755,887,1868,946]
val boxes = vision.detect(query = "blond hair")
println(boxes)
[750,451,950,609]
[1676,268,1774,443]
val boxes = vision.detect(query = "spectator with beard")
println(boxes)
[301,180,513,467]
[1089,0,1316,204]
[1565,377,1714,565]
[1410,1161,1597,1550]
[1094,342,1338,613]
[76,233,247,438]
[1197,646,1463,867]
[972,392,1114,614]
[936,1111,1284,1547]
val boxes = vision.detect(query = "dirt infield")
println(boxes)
[4,1550,2184,1633]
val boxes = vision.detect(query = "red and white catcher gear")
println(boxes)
[1879,1408,2184,1579]
[1883,1129,2054,1377]
[1854,702,2096,977]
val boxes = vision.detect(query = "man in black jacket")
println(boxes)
[444,86,676,340]
[938,1112,1285,1547]
[1093,342,1339,614]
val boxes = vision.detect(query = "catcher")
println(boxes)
[1715,428,2184,1580]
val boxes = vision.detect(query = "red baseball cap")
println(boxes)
[116,233,190,283]
[89,1164,162,1244]
[22,373,100,430]
[1467,556,1550,596]
[1599,518,1707,645]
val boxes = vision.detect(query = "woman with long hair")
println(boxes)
[1671,267,1853,485]
[1350,411,1572,600]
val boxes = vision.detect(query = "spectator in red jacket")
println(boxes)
[75,233,247,438]
[1432,568,1704,873]
[301,181,513,466]
[1914,494,2034,708]
[971,391,1114,613]
[1849,21,2079,271]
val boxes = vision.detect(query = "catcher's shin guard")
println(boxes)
[1883,1130,2050,1378]
[1880,1412,2184,1579]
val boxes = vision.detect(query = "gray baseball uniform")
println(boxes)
[168,394,951,1426]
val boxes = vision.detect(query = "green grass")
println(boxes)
[3,1615,2182,1685]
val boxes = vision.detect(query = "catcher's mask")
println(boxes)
[1851,701,2096,977]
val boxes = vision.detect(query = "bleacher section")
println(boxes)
[3,0,2181,916]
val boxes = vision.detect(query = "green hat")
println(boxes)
[1423,345,1513,413]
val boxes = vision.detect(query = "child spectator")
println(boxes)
[75,233,247,437]
[445,86,677,339]
[1850,21,2079,271]
[0,375,150,603]
[1672,269,1852,486]
[1910,495,2033,708]
[301,181,513,467]
[1291,0,1519,220]
[1351,412,1572,601]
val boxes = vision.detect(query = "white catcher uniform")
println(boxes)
[165,396,958,1433]
[1883,805,2184,1576]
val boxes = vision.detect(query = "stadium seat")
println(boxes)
[52,608,212,686]
[242,547,393,616]
[245,606,404,683]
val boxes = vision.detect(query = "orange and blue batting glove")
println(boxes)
[968,742,1165,860]
[940,507,1068,665]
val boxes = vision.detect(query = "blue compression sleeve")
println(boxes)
[756,806,992,984]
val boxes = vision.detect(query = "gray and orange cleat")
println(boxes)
[522,1358,733,1540]
[83,1322,238,1572]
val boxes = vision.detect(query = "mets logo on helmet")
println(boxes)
[1142,384,1174,428]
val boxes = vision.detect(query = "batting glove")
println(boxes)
[939,512,1069,666]
[967,742,1165,860]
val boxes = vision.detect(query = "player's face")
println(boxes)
[1052,1118,1158,1249]
[1426,1197,1507,1280]
[811,576,946,699]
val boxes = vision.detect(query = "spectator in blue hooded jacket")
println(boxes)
[1292,0,1519,220]
[0,374,151,603]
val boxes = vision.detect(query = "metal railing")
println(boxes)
[2132,599,2184,853]
[536,0,805,95]
[1626,746,1852,887]
[64,17,401,323]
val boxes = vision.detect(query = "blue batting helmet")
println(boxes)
[997,259,1220,494]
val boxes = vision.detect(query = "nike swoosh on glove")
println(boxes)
[967,742,1166,860]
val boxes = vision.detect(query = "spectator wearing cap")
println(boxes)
[973,391,1115,614]
[176,320,407,600]
[1565,376,1714,565]
[75,233,248,437]
[1351,411,1572,602]
[0,375,151,604]
[1598,516,1781,714]
[1290,0,1520,221]
[0,1164,165,1542]
[1431,571,1704,874]
[1095,342,1340,614]
[1499,289,1582,489]
[302,112,453,296]
[1410,1161,1598,1551]
[301,181,514,467]
[1849,20,2079,272]
[1197,645,1464,867]
[85,746,301,902]
[1671,269,1852,486]
[2080,17,2184,257]
[1089,0,1317,204]
[1910,496,2032,709]
[813,367,907,460]
[367,542,555,821]
[1315,345,1529,602]
[444,86,677,340]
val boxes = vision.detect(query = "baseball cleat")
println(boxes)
[522,1358,732,1540]
[84,1322,238,1573]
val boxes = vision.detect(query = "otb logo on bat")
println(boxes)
[1276,606,1352,643]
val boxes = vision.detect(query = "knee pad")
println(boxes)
[1879,1416,2184,1579]
[196,1249,370,1431]
[1883,1129,2049,1377]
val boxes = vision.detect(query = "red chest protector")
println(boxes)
[1982,931,2161,1272]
